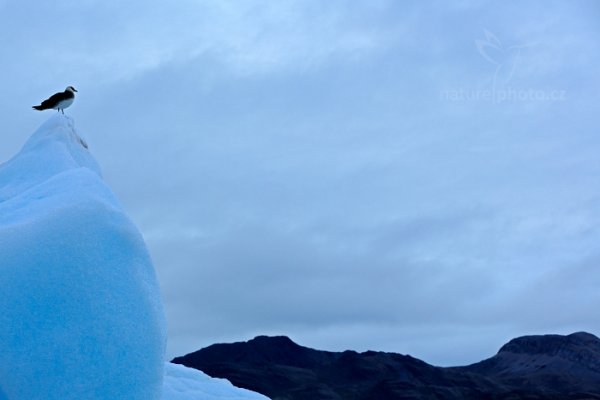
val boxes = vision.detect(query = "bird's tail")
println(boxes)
[32,105,44,111]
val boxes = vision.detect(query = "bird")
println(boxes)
[32,86,78,114]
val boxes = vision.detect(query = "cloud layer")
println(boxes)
[1,1,599,366]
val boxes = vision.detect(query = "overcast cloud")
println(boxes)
[1,1,599,366]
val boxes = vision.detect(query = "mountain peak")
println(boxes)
[498,331,600,356]
[458,331,600,393]
[249,335,298,346]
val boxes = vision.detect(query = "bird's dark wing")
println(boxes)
[39,91,72,108]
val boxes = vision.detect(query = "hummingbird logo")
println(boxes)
[476,30,526,91]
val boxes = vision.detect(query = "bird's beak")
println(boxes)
[73,88,78,92]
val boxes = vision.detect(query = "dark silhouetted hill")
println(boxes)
[172,332,600,400]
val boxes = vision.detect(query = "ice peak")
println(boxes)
[0,118,266,400]
[23,114,91,161]
[0,115,100,203]
[0,117,167,399]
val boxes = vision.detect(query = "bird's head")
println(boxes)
[65,86,78,93]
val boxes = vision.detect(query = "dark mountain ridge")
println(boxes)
[172,332,600,399]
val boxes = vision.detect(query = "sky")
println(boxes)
[1,0,599,366]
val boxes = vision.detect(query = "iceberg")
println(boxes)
[0,115,167,399]
[0,115,268,400]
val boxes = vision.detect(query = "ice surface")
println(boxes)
[0,115,167,399]
[0,115,269,400]
[162,363,270,400]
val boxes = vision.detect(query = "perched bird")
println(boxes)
[32,86,78,114]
